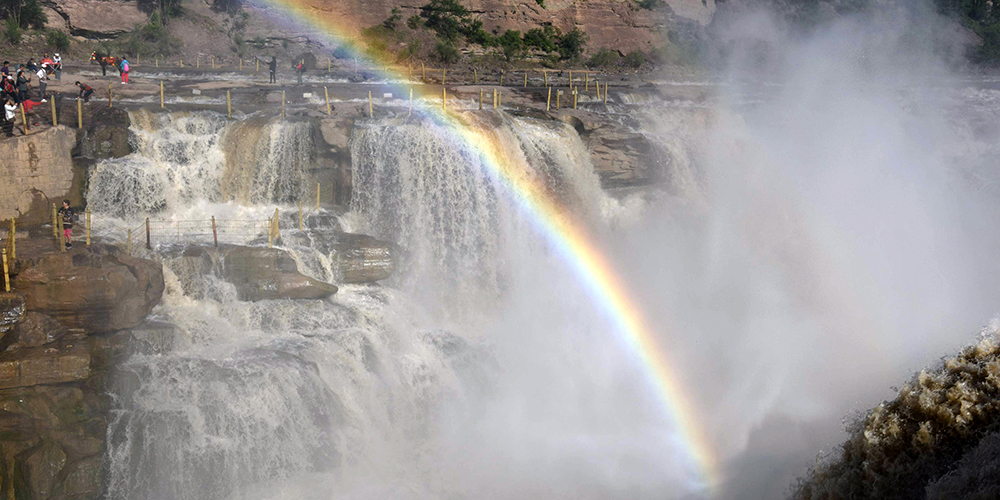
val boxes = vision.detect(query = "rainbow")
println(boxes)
[248,0,720,490]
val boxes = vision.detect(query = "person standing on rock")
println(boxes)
[120,57,130,84]
[269,57,277,84]
[15,67,28,104]
[296,60,305,85]
[35,65,47,102]
[1,61,9,78]
[52,53,62,81]
[58,200,75,249]
[2,98,16,137]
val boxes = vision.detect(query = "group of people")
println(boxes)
[1,54,61,137]
[90,52,130,84]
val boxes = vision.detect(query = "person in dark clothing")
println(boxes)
[75,81,94,102]
[0,62,8,77]
[269,57,277,84]
[295,60,305,85]
[15,68,29,103]
[58,200,74,248]
[25,59,37,72]
[1,75,14,103]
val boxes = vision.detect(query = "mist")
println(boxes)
[611,2,1000,497]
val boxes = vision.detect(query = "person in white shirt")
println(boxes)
[2,99,16,137]
[35,67,47,102]
[52,53,62,81]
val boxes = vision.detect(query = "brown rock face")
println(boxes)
[0,342,90,390]
[79,107,133,160]
[40,0,147,38]
[332,233,396,283]
[12,312,67,349]
[12,244,165,333]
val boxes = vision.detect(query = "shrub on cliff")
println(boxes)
[794,333,1000,499]
[556,28,587,60]
[0,0,46,30]
[434,40,460,64]
[2,17,19,44]
[587,47,619,67]
[45,29,69,52]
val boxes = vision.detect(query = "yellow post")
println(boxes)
[256,59,259,72]
[57,215,64,252]
[108,83,113,108]
[50,99,56,126]
[160,81,164,109]
[499,71,503,87]
[595,78,600,99]
[325,87,331,115]
[585,72,589,91]
[86,208,91,246]
[77,98,82,128]
[180,59,183,67]
[442,68,447,85]
[316,182,320,210]
[492,88,496,109]
[556,89,560,109]
[273,208,280,239]
[479,88,483,110]
[267,218,273,248]
[474,68,478,84]
[408,88,413,117]
[498,89,502,109]
[239,59,242,71]
[51,204,57,237]
[2,249,8,292]
[226,90,232,118]
[368,91,373,118]
[298,201,303,230]
[442,88,446,111]
[573,87,577,109]
[569,70,572,86]
[546,87,551,111]
[544,70,548,87]
[20,103,27,135]
[212,56,215,69]
[524,72,527,87]
[282,90,286,118]
[604,83,608,104]
[197,57,200,69]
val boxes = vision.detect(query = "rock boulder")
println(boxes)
[12,244,164,333]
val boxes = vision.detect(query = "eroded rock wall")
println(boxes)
[0,127,79,227]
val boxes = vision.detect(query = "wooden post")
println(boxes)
[2,249,8,292]
[126,229,131,255]
[51,99,56,126]
[474,68,478,84]
[316,182,320,210]
[226,90,232,118]
[604,83,608,104]
[86,208,90,246]
[569,70,573,87]
[442,68,447,85]
[108,83,113,108]
[273,208,279,239]
[442,88,446,111]
[298,201,303,230]
[212,56,215,69]
[408,88,413,117]
[281,90,286,118]
[211,216,218,247]
[20,103,27,135]
[57,215,64,252]
[544,70,548,87]
[492,88,496,109]
[573,87,577,109]
[267,218,272,248]
[160,81,165,109]
[585,72,589,91]
[197,57,200,69]
[239,59,242,71]
[256,59,259,72]
[180,59,183,67]
[499,71,503,87]
[145,217,151,249]
[498,89,502,109]
[51,204,57,237]
[596,79,600,99]
[556,89,560,109]
[77,98,82,128]
[368,91,373,118]
[546,87,551,111]
[524,72,527,87]
[325,87,331,115]
[479,88,483,110]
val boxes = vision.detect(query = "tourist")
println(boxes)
[120,56,130,84]
[1,98,16,137]
[35,65,48,102]
[1,74,14,103]
[0,61,8,77]
[25,58,37,72]
[269,57,277,84]
[20,98,42,127]
[16,67,28,103]
[296,60,304,85]
[52,53,61,81]
[76,81,94,102]
[58,200,74,248]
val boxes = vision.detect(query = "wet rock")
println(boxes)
[79,107,133,160]
[12,244,164,333]
[0,342,90,389]
[54,455,102,499]
[15,441,66,500]
[333,233,396,283]
[0,293,27,334]
[12,312,67,349]
[582,122,662,187]
[172,245,337,301]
